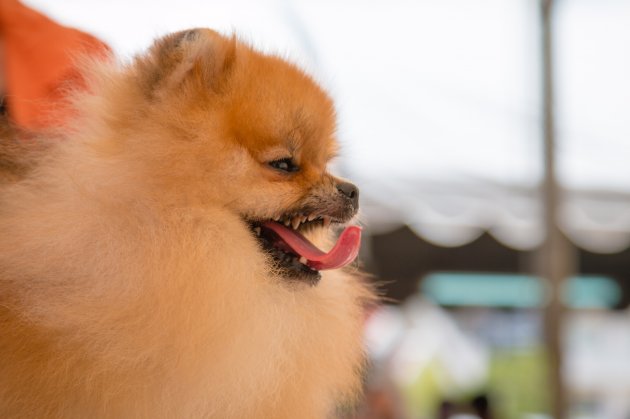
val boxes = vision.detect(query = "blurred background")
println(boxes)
[10,0,630,417]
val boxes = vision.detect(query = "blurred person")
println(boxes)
[0,0,109,129]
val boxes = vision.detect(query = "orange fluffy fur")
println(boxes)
[0,29,373,418]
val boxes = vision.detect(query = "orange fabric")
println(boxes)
[0,0,110,129]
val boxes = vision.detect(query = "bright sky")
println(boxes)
[24,0,630,193]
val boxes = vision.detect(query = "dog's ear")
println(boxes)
[137,28,237,98]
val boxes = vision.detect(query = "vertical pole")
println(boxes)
[539,0,573,417]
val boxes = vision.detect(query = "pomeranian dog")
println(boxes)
[0,29,373,418]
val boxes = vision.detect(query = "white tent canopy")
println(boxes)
[362,178,630,253]
[26,0,630,253]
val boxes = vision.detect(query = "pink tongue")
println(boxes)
[261,221,362,270]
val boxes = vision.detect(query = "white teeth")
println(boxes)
[254,227,261,236]
[299,256,308,264]
[272,213,333,229]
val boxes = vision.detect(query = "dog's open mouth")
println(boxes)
[249,213,361,285]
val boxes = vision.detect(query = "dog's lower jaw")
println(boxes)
[248,215,359,286]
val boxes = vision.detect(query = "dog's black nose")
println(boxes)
[336,181,359,210]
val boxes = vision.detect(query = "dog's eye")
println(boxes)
[268,158,299,173]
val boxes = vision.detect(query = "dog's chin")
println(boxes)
[257,233,322,286]
[244,210,346,287]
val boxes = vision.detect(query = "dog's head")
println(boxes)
[108,29,361,284]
